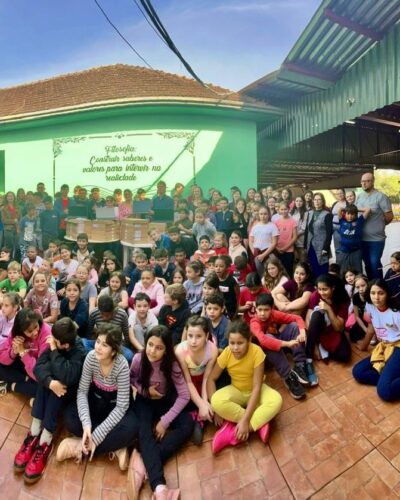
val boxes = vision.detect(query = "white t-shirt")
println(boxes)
[250,222,279,250]
[365,303,400,343]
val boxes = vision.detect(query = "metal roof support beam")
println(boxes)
[282,63,337,83]
[323,8,383,42]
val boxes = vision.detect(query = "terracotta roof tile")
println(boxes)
[0,64,264,120]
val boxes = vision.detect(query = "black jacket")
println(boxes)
[158,300,191,345]
[33,337,86,388]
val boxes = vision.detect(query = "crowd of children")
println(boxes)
[0,182,398,499]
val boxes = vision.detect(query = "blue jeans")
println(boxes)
[361,240,385,279]
[81,338,134,364]
[353,347,400,401]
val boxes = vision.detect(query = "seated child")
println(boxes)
[271,261,314,317]
[43,240,60,262]
[384,251,400,308]
[158,284,191,345]
[184,261,205,314]
[0,309,51,397]
[207,319,282,453]
[154,248,176,287]
[215,255,239,319]
[0,247,12,281]
[0,292,22,348]
[13,318,86,483]
[176,316,218,445]
[54,244,79,296]
[126,252,148,296]
[0,261,28,303]
[88,295,132,362]
[250,293,309,400]
[24,271,58,324]
[238,272,269,324]
[213,232,228,256]
[75,264,97,311]
[83,256,99,287]
[99,271,129,309]
[173,247,189,273]
[149,227,171,251]
[131,268,165,316]
[128,293,158,352]
[128,326,192,499]
[191,209,217,244]
[59,279,89,337]
[72,233,94,264]
[204,293,230,351]
[230,255,252,289]
[21,246,44,282]
[193,236,217,269]
[228,230,247,262]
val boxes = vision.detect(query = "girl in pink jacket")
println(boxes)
[131,268,165,316]
[0,309,51,398]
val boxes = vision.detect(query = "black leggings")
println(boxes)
[135,394,194,491]
[0,358,37,397]
[306,310,351,362]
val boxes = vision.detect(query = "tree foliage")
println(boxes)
[375,169,400,202]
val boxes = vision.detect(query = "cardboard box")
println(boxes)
[65,219,92,240]
[120,218,150,244]
[66,219,120,242]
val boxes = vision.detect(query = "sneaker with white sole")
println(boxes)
[56,437,83,463]
[284,371,306,400]
[0,381,7,396]
[305,360,319,386]
[292,363,310,385]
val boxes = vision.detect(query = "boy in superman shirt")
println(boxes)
[250,293,309,400]
[158,284,191,345]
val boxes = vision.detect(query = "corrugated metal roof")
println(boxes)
[242,0,400,105]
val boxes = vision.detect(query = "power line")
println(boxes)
[131,0,167,46]
[137,0,236,99]
[93,0,154,69]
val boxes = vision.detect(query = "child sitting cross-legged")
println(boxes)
[158,284,191,346]
[176,316,218,445]
[250,293,309,400]
[128,292,158,352]
[13,318,86,483]
[207,319,282,453]
[204,293,230,352]
[193,235,217,270]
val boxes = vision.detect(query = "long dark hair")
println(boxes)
[293,261,313,299]
[290,195,307,221]
[316,274,349,306]
[139,325,177,397]
[367,278,397,310]
[12,309,42,339]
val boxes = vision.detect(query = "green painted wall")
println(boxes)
[0,107,257,196]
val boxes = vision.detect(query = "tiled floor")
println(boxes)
[1,344,400,499]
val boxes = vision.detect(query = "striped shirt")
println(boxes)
[77,350,130,446]
[88,307,129,345]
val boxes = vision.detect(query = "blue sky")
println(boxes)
[0,0,321,90]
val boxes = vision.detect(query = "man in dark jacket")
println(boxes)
[13,318,86,483]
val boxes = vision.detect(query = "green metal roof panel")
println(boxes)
[242,0,400,105]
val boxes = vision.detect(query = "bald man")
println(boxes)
[356,172,393,279]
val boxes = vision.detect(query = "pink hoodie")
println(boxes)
[0,322,51,380]
[131,280,165,316]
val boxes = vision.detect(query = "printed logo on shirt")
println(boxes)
[165,315,177,327]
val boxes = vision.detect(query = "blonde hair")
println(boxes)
[7,261,21,272]
[263,255,288,290]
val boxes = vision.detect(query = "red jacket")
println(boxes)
[250,310,305,351]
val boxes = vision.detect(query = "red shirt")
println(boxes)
[250,310,305,351]
[239,286,269,324]
[214,247,228,256]
[308,291,349,352]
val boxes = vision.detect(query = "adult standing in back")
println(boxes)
[356,172,393,279]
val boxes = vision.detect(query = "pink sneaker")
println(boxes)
[211,421,240,454]
[258,422,270,444]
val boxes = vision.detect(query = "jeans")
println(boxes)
[353,347,400,401]
[135,394,194,491]
[81,338,134,364]
[361,240,385,280]
[278,252,294,278]
[308,245,328,278]
[32,384,64,433]
[264,322,306,378]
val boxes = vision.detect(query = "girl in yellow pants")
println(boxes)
[207,319,282,453]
